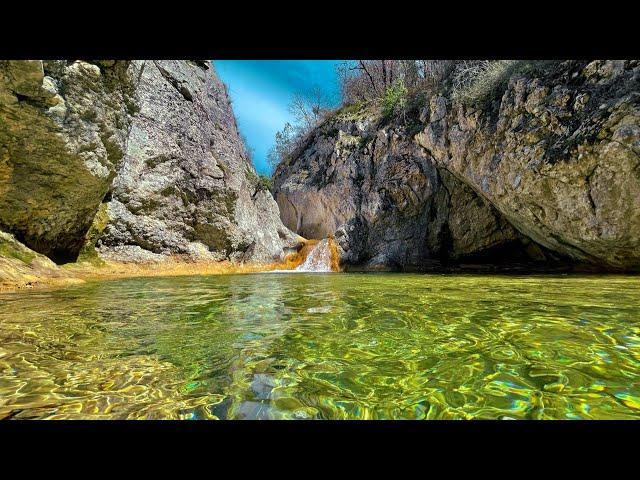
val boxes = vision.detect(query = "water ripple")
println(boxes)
[0,273,639,419]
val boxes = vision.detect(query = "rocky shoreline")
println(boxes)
[0,257,287,293]
[0,229,309,292]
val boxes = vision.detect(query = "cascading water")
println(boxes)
[268,237,339,273]
[295,239,333,272]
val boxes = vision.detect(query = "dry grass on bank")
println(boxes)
[0,239,329,293]
[65,246,320,284]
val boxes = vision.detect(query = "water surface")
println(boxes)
[0,273,639,419]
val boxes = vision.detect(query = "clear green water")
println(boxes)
[0,273,639,420]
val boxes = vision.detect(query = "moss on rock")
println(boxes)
[77,202,110,265]
[0,231,37,264]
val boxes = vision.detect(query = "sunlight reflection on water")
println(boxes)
[0,273,639,419]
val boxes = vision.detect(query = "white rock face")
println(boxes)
[1,59,298,266]
[97,60,299,263]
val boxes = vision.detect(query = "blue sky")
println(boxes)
[214,60,343,175]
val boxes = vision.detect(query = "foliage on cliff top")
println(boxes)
[451,60,518,106]
[337,60,557,112]
[450,60,553,108]
[266,86,336,175]
[381,80,409,119]
[270,60,558,174]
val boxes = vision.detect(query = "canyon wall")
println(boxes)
[0,59,298,279]
[95,60,298,263]
[416,60,640,270]
[0,60,139,263]
[2,59,638,279]
[274,60,640,271]
[273,106,551,270]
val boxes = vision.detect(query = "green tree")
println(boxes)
[267,122,297,172]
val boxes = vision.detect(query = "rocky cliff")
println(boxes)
[416,60,640,271]
[95,60,298,263]
[273,106,551,270]
[274,60,640,271]
[0,60,139,263]
[0,60,297,274]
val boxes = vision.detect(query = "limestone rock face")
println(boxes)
[97,61,298,263]
[0,60,139,262]
[273,108,537,270]
[416,60,640,270]
[275,60,640,271]
[1,60,298,267]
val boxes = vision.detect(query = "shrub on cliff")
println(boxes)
[451,60,519,106]
[337,60,455,105]
[240,134,256,163]
[450,60,552,108]
[267,122,297,172]
[256,174,273,192]
[382,79,408,119]
[267,86,335,174]
[335,60,549,111]
[245,168,274,193]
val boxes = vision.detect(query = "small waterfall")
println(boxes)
[267,237,339,273]
[295,239,334,272]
